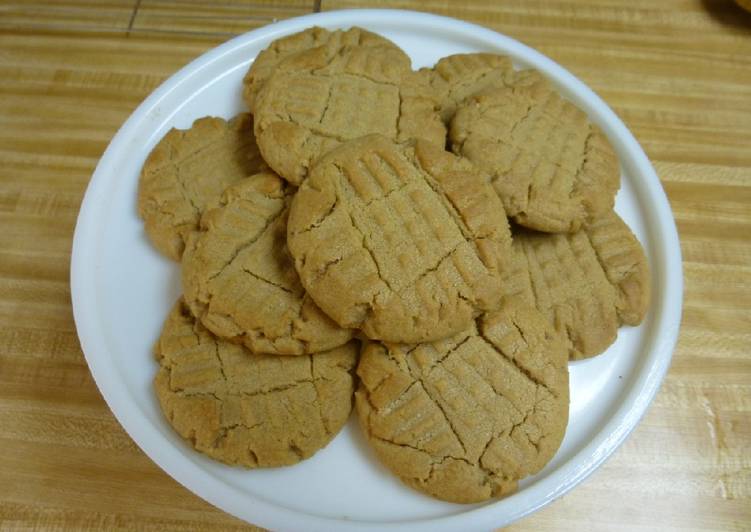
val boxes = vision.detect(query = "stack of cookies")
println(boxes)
[138,27,649,504]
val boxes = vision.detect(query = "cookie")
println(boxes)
[356,300,569,503]
[287,134,511,344]
[418,53,514,123]
[253,38,444,185]
[182,173,353,355]
[138,113,266,260]
[242,26,404,112]
[154,299,358,468]
[513,210,649,360]
[513,228,617,359]
[450,71,620,233]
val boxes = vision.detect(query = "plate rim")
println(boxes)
[71,8,683,531]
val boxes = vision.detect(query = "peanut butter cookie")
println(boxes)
[418,53,514,123]
[154,299,359,468]
[513,210,650,359]
[253,39,444,184]
[356,300,569,503]
[287,135,511,344]
[182,173,353,355]
[450,71,620,233]
[243,26,405,112]
[138,113,266,260]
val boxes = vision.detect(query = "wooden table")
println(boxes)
[1,1,749,530]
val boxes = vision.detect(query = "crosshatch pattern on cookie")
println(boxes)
[182,173,353,356]
[450,73,620,233]
[514,228,619,360]
[154,300,359,468]
[582,210,650,326]
[356,301,569,503]
[419,53,514,123]
[513,210,649,360]
[138,113,267,261]
[254,44,444,185]
[242,26,405,113]
[287,135,510,344]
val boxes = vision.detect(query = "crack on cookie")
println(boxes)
[347,207,395,293]
[204,204,287,284]
[408,156,473,243]
[292,196,339,235]
[331,162,395,295]
[264,102,350,145]
[309,255,344,284]
[241,267,294,294]
[169,386,222,402]
[525,181,533,213]
[409,156,503,285]
[484,321,553,395]
[320,81,335,123]
[582,227,620,285]
[413,333,472,377]
[417,380,469,457]
[371,433,432,457]
[572,128,595,192]
[238,380,308,397]
[378,379,421,417]
[411,241,463,290]
[477,428,503,469]
[308,356,332,436]
[358,179,412,207]
[366,368,398,401]
[169,153,201,219]
[321,68,402,92]
[147,131,227,173]
[508,103,534,140]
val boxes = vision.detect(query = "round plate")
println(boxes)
[71,9,682,531]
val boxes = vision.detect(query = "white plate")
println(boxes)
[71,9,682,531]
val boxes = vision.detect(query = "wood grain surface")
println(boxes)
[1,0,749,530]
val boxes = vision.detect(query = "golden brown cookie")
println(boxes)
[356,300,569,503]
[253,38,444,185]
[154,299,358,468]
[418,53,514,123]
[182,173,353,355]
[242,26,404,113]
[450,71,620,233]
[287,135,511,344]
[138,113,266,261]
[513,210,650,360]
